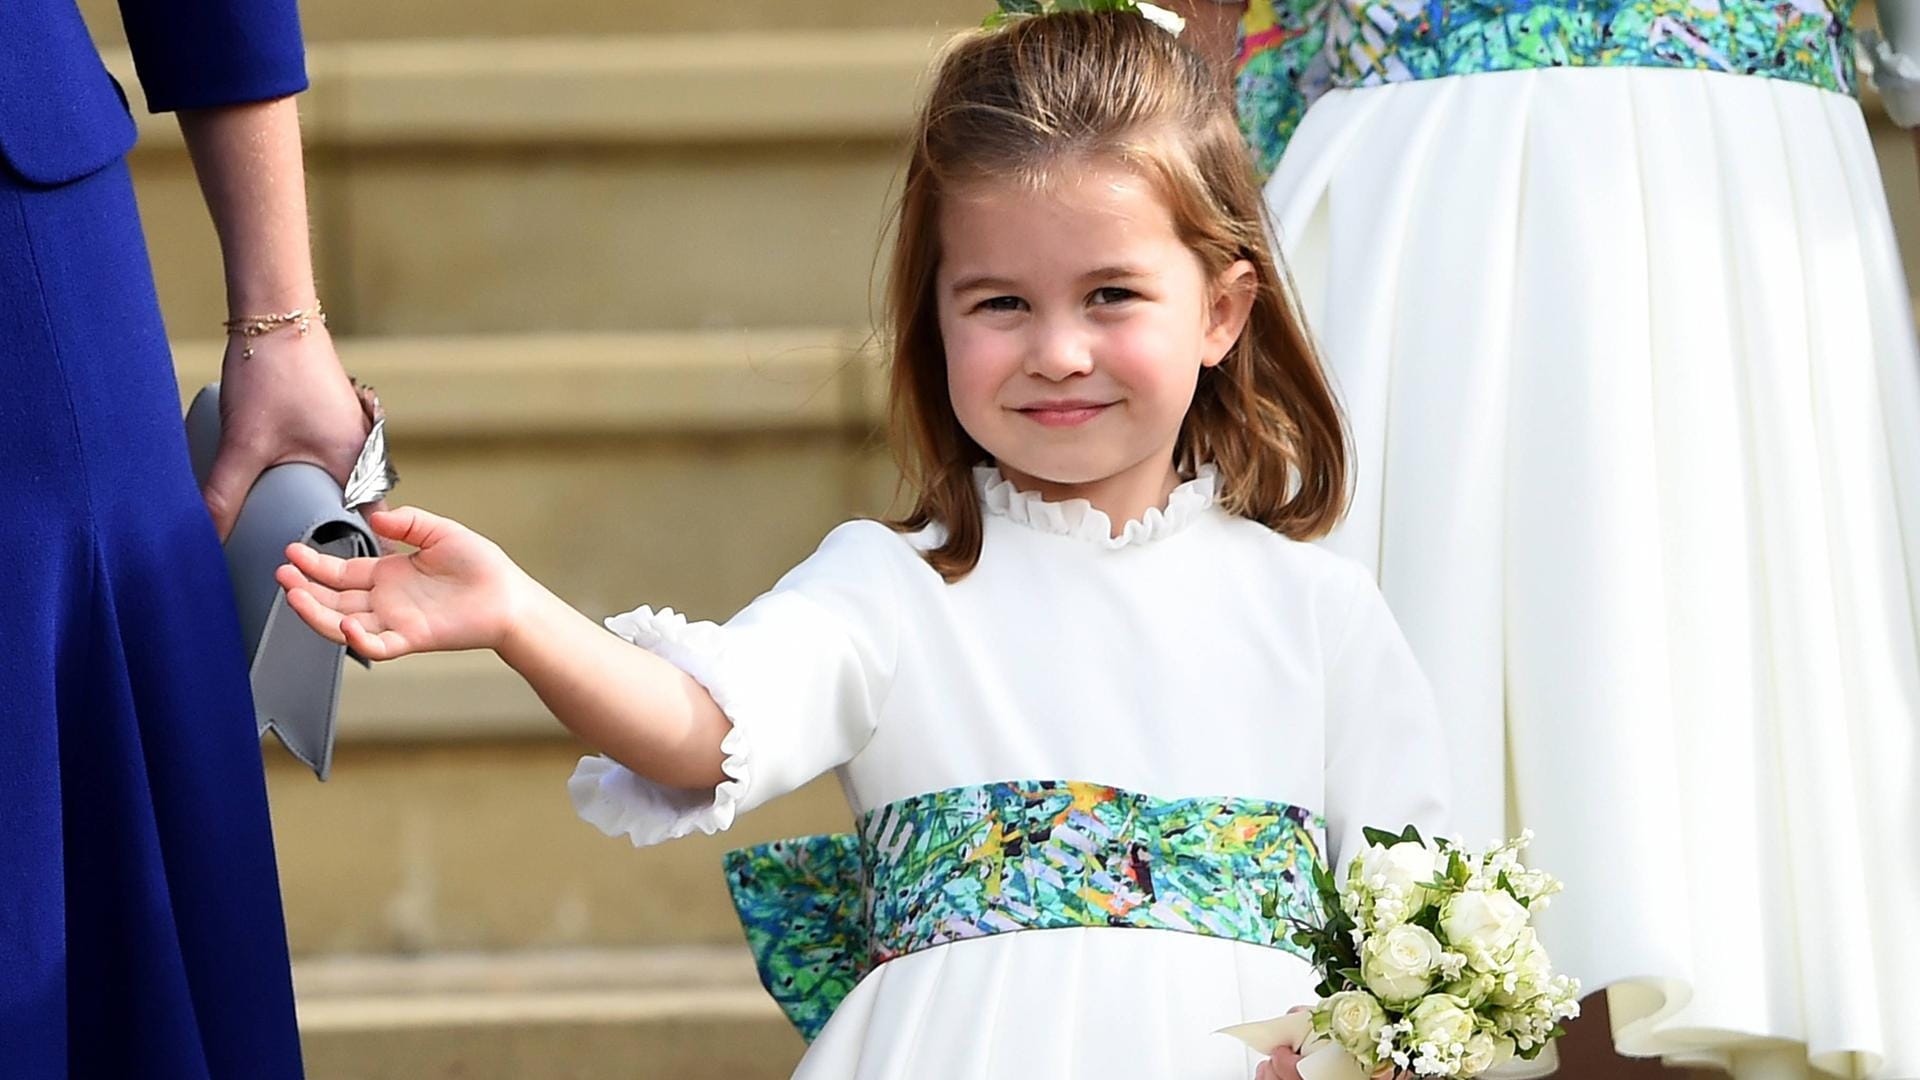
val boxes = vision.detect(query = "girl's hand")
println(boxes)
[1252,1004,1314,1080]
[275,506,524,660]
[1254,1043,1306,1080]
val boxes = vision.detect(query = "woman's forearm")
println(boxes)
[176,97,319,316]
[500,581,731,792]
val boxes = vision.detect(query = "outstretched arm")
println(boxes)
[277,506,729,791]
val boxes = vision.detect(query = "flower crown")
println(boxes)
[985,0,1187,36]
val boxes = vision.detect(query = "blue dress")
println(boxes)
[1,1,310,1076]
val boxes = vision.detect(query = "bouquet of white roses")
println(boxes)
[1227,826,1581,1079]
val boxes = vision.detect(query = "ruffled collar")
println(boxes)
[973,463,1219,549]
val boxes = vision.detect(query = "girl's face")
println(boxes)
[935,158,1254,521]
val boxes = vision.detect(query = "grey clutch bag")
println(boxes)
[185,383,379,780]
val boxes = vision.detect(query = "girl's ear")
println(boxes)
[1201,259,1258,369]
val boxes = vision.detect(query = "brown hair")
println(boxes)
[885,11,1347,580]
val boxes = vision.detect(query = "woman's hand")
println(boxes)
[203,322,371,539]
[275,506,525,660]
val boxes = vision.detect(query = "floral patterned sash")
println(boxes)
[1236,0,1858,179]
[724,779,1327,1041]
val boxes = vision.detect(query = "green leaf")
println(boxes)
[1313,860,1337,893]
[1362,826,1402,848]
[1400,824,1425,845]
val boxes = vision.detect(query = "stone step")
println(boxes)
[268,730,855,957]
[81,0,983,43]
[111,32,938,337]
[295,947,803,1079]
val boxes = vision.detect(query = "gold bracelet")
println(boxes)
[223,300,326,359]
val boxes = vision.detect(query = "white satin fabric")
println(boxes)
[1266,64,1920,1079]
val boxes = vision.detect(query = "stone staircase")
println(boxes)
[85,0,1920,1073]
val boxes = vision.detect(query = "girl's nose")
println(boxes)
[1022,319,1095,380]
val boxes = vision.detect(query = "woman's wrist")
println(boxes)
[226,286,321,318]
[224,299,328,361]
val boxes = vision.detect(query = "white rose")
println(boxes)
[1460,1031,1498,1075]
[1361,923,1442,1004]
[1324,990,1389,1057]
[1444,969,1499,1007]
[1407,993,1476,1049]
[1441,888,1530,971]
[1356,841,1441,900]
[1489,930,1554,1006]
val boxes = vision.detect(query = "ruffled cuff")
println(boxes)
[566,606,753,846]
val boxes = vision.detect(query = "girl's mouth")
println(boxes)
[1015,400,1114,428]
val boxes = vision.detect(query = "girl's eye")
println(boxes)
[1090,287,1138,306]
[976,296,1026,313]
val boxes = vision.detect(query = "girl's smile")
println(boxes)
[1012,398,1118,427]
[934,158,1254,531]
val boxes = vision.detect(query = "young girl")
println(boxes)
[277,11,1448,1076]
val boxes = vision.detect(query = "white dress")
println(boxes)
[568,467,1451,1078]
[1264,57,1920,1080]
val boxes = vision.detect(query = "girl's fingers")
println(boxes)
[280,568,372,611]
[285,586,349,646]
[276,562,374,614]
[274,561,309,594]
[284,541,378,591]
[367,506,456,550]
[341,615,412,661]
[285,572,411,661]
[1259,1047,1305,1080]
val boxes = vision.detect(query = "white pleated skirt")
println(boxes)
[1266,65,1920,1079]
[794,929,1317,1077]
